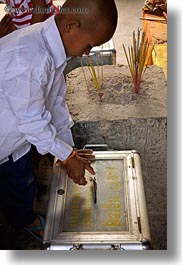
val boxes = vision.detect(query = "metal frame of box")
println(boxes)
[43,150,151,250]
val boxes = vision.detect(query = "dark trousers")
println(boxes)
[0,150,37,227]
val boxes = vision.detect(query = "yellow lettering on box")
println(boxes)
[103,219,121,227]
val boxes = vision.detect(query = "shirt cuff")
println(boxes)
[58,130,74,147]
[50,136,73,161]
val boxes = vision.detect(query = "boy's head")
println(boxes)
[55,0,118,57]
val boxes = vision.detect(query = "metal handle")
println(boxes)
[68,244,125,250]
[83,144,108,151]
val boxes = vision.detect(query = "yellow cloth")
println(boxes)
[152,43,167,79]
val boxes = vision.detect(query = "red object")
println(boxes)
[52,3,59,15]
[162,11,167,20]
[98,92,104,101]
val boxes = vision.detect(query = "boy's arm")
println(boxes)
[51,75,75,147]
[0,14,16,38]
[49,75,95,185]
[7,67,94,185]
[31,0,50,24]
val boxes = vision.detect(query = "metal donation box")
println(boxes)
[43,149,151,250]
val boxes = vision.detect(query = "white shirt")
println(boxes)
[0,16,74,164]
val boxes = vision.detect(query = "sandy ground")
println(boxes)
[66,64,167,121]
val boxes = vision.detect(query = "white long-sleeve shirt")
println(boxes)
[0,15,74,164]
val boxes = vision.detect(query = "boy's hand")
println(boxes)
[65,155,95,185]
[75,148,95,159]
[56,150,95,185]
[0,14,17,38]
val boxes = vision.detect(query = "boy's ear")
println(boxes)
[64,19,81,33]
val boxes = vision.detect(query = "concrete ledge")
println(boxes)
[66,65,167,249]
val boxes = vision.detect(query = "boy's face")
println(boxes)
[63,24,112,57]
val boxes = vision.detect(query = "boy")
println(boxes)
[0,0,57,37]
[0,0,118,241]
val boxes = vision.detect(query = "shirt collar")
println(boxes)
[42,16,67,69]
